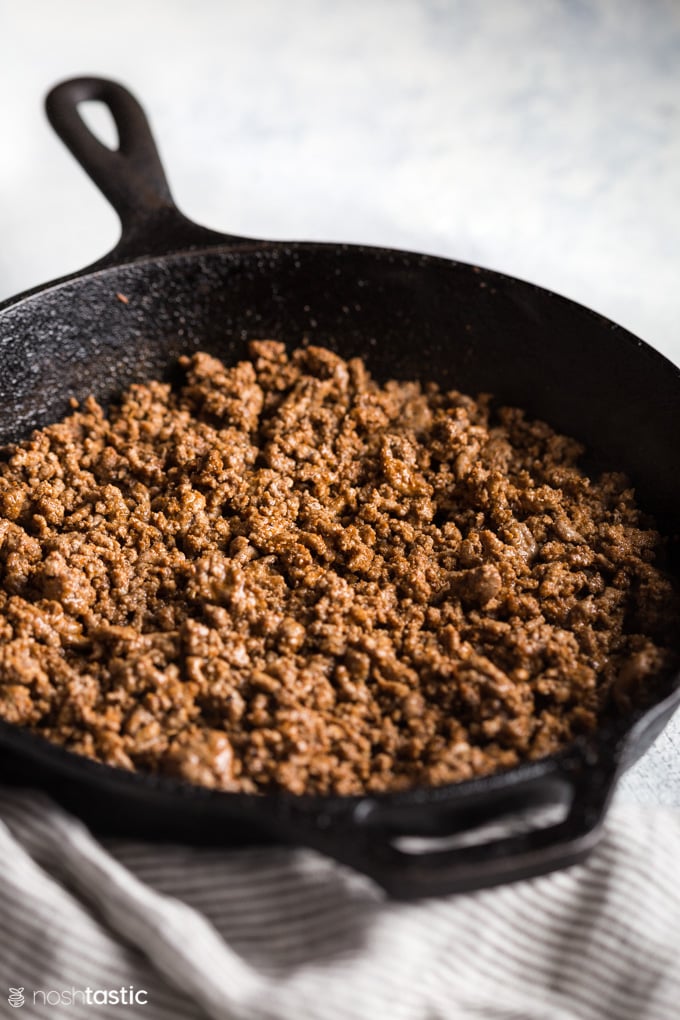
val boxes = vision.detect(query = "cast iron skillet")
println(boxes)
[0,76,678,899]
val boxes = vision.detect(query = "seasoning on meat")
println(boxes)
[0,341,676,795]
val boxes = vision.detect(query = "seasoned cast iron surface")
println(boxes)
[1,244,678,542]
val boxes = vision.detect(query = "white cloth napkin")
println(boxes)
[0,786,678,1020]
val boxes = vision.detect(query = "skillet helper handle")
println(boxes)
[45,76,249,263]
[277,747,618,899]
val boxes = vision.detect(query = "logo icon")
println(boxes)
[8,988,24,1008]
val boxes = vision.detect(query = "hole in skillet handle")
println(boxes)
[78,101,120,151]
[271,743,619,900]
[44,75,253,265]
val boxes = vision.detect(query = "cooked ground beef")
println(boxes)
[0,341,676,795]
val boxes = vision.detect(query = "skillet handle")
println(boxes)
[275,746,618,899]
[45,76,252,264]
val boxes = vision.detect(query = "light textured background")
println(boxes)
[0,0,678,803]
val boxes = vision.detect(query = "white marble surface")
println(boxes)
[0,0,678,804]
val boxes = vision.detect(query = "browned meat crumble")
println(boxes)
[0,341,676,795]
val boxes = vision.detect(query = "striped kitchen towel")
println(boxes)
[0,786,678,1020]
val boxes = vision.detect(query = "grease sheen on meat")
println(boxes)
[0,341,676,795]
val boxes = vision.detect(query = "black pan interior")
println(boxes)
[1,242,679,545]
